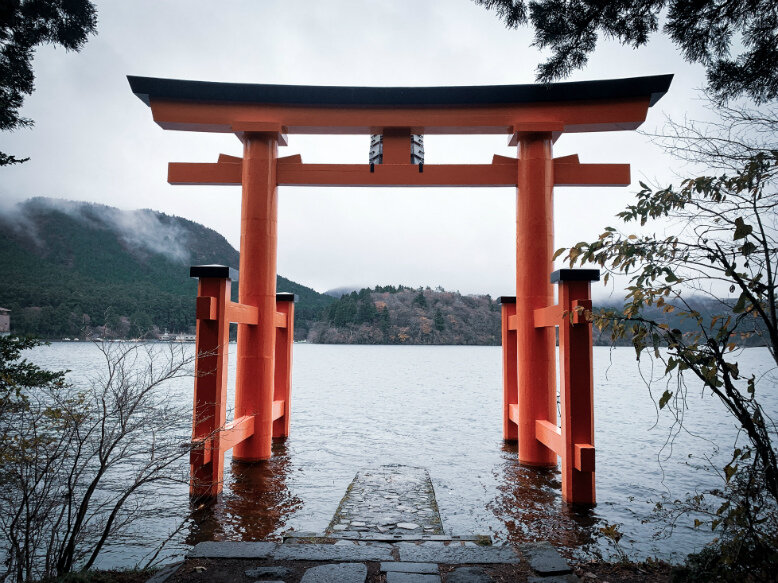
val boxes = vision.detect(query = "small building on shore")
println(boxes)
[0,308,10,336]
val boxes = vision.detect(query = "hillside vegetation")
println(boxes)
[311,285,765,348]
[308,286,502,345]
[0,198,332,339]
[0,198,759,348]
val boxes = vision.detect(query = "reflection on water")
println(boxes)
[22,343,778,567]
[491,443,600,554]
[186,440,302,545]
[186,439,605,556]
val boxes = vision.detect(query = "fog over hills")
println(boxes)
[0,198,332,339]
[323,286,364,298]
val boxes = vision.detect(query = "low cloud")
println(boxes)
[3,197,192,263]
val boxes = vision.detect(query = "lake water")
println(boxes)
[23,342,777,567]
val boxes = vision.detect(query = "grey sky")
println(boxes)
[0,1,711,298]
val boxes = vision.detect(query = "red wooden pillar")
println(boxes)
[233,131,281,462]
[515,132,557,466]
[500,297,518,441]
[189,265,234,498]
[273,293,295,438]
[555,269,598,504]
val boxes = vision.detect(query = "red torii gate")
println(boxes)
[129,74,672,504]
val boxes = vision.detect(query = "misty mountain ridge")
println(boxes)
[4,197,233,269]
[0,197,332,338]
[324,285,364,298]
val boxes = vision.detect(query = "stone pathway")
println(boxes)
[150,465,581,582]
[174,539,578,582]
[326,465,443,537]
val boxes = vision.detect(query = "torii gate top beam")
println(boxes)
[128,74,672,136]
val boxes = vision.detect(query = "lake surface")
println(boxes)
[24,342,777,567]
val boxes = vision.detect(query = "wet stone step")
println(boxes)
[380,562,439,574]
[299,562,367,583]
[273,543,393,562]
[520,541,573,575]
[284,532,488,543]
[327,465,444,538]
[396,542,522,564]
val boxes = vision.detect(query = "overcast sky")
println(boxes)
[1,1,713,298]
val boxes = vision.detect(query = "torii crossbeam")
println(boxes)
[129,73,672,504]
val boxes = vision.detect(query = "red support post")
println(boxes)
[527,269,599,504]
[500,297,518,441]
[515,132,557,466]
[555,269,599,505]
[189,265,234,498]
[273,293,295,438]
[233,131,281,462]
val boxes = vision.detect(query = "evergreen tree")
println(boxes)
[1,1,98,165]
[434,308,445,332]
[356,289,377,323]
[377,306,390,337]
[129,310,153,338]
[475,0,778,103]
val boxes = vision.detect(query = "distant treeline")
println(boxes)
[307,286,502,345]
[306,286,769,347]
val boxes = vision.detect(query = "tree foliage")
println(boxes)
[0,335,65,447]
[474,0,778,103]
[0,199,334,340]
[557,149,778,572]
[312,286,500,345]
[645,95,778,176]
[0,337,194,581]
[0,0,98,165]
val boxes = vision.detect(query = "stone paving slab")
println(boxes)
[285,532,488,542]
[150,540,572,583]
[272,542,393,562]
[332,540,395,549]
[283,531,324,539]
[447,566,492,583]
[327,465,443,538]
[245,565,292,578]
[396,542,521,564]
[287,533,491,543]
[520,542,573,575]
[380,561,439,574]
[385,573,440,583]
[188,541,278,559]
[335,539,483,549]
[299,562,367,583]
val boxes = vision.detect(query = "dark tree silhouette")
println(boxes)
[1,0,98,165]
[474,0,778,103]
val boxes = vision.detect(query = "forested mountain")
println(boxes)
[308,286,502,345]
[1,198,758,347]
[0,198,332,339]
